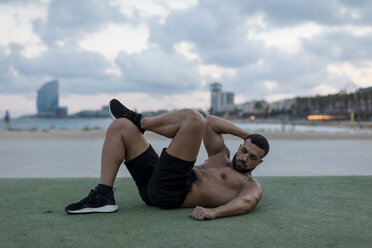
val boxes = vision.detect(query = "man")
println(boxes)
[65,99,269,220]
[4,110,10,129]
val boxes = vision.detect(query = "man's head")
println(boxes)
[232,134,270,173]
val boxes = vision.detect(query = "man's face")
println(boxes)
[232,139,265,173]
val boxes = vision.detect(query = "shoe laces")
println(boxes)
[80,188,105,204]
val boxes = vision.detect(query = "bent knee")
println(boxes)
[107,118,137,133]
[181,109,205,131]
[181,109,204,123]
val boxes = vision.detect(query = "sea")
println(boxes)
[1,117,372,134]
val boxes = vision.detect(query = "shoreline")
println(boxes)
[1,129,372,140]
[231,119,372,130]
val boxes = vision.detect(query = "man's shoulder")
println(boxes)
[238,177,263,208]
[241,175,262,193]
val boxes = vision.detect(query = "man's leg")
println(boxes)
[105,100,205,208]
[99,118,149,187]
[109,99,204,160]
[65,118,149,214]
[138,109,204,209]
[141,109,205,161]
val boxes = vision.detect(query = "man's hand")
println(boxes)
[188,206,216,221]
[188,189,262,221]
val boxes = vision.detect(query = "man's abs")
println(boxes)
[182,166,243,207]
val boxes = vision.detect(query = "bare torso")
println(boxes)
[182,152,262,208]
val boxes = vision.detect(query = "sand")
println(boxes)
[2,129,372,141]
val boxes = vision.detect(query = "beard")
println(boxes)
[232,153,254,173]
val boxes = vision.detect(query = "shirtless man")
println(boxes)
[65,99,269,220]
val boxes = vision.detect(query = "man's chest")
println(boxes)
[201,165,245,189]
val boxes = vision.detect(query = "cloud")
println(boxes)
[214,46,349,101]
[327,62,372,87]
[1,0,372,112]
[79,22,149,60]
[150,1,265,68]
[145,0,371,103]
[0,0,205,97]
[115,46,202,93]
[252,1,346,26]
[0,46,14,86]
[32,0,130,45]
[10,43,111,79]
[1,42,119,94]
[302,30,372,62]
[247,22,323,53]
[241,0,372,26]
[264,80,279,92]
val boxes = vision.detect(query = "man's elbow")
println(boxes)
[205,115,214,123]
[241,199,259,214]
[204,115,216,129]
[241,204,253,214]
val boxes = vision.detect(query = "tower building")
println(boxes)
[37,80,67,117]
[210,82,235,114]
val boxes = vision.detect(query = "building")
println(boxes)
[358,86,372,93]
[73,106,110,118]
[238,100,269,116]
[210,82,235,114]
[37,80,68,117]
[267,99,294,113]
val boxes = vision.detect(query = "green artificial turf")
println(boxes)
[0,177,371,248]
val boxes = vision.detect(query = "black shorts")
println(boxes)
[124,145,197,209]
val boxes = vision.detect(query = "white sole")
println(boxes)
[67,205,119,214]
[108,104,117,120]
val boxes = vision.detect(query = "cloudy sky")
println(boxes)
[1,0,372,117]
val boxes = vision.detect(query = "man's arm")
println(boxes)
[204,115,251,157]
[189,185,262,221]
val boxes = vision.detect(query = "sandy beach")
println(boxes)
[1,129,372,178]
[2,128,372,140]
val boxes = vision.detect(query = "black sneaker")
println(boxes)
[65,187,119,214]
[108,98,145,133]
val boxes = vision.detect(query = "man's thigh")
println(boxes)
[147,148,196,209]
[124,145,159,205]
[166,110,204,162]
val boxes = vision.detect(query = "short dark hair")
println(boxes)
[245,134,270,157]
